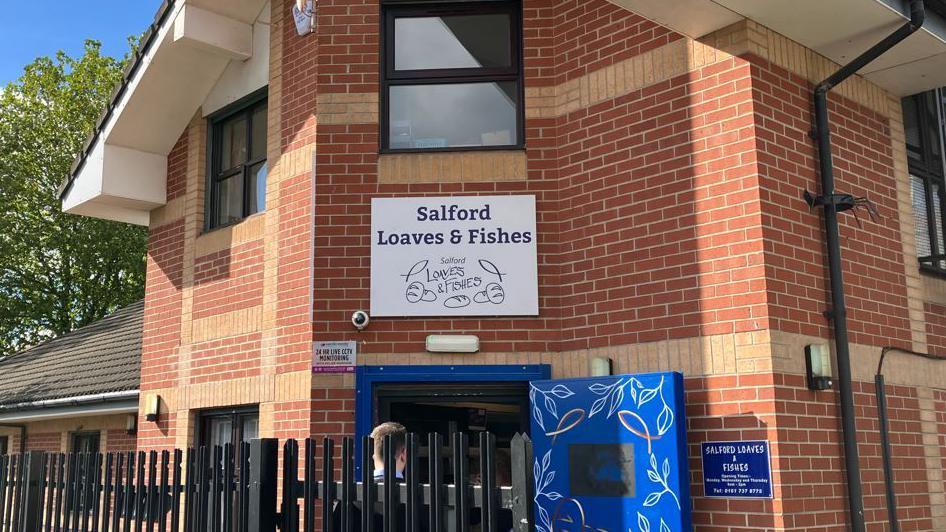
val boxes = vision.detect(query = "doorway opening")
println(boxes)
[375,381,529,484]
[354,364,550,479]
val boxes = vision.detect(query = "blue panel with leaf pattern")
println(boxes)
[529,372,691,532]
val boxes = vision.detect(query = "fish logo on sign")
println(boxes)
[400,258,507,309]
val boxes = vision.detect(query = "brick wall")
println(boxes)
[105,429,137,454]
[193,241,264,320]
[120,2,946,530]
[308,0,762,354]
[166,131,188,201]
[554,56,767,350]
[25,432,61,453]
[751,56,912,347]
[550,0,680,85]
[924,302,946,356]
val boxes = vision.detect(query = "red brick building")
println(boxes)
[58,0,946,530]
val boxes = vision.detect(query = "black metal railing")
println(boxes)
[0,433,534,532]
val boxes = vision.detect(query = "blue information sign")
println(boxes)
[701,440,773,498]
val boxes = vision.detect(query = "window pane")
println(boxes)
[912,175,931,261]
[220,116,248,170]
[247,161,268,215]
[904,96,922,161]
[394,14,512,70]
[936,183,946,269]
[215,173,244,227]
[209,418,233,448]
[241,415,259,443]
[924,92,941,160]
[389,82,518,149]
[250,103,268,160]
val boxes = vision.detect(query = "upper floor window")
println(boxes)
[381,0,523,152]
[207,90,268,230]
[903,89,946,274]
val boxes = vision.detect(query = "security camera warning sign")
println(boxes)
[312,341,357,373]
[370,195,539,317]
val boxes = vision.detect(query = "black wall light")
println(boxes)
[805,344,833,391]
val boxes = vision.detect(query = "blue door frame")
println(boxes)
[354,364,551,473]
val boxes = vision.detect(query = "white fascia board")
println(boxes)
[0,400,139,423]
[173,4,253,61]
[62,142,106,212]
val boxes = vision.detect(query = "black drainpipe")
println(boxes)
[0,423,27,453]
[809,1,925,531]
[875,347,945,532]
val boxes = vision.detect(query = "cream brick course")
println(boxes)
[378,151,526,184]
[316,92,380,125]
[150,196,185,228]
[525,38,729,120]
[191,305,263,342]
[194,212,266,258]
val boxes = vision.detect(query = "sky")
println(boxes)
[0,1,160,86]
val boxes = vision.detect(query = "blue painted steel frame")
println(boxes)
[353,364,551,473]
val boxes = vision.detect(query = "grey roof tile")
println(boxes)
[0,301,142,406]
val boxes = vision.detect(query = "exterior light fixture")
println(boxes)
[125,414,138,435]
[145,394,161,422]
[426,335,479,353]
[590,357,613,376]
[805,344,833,391]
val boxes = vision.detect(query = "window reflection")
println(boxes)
[389,82,517,149]
[395,15,512,70]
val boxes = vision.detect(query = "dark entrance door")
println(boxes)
[70,431,101,514]
[375,382,529,484]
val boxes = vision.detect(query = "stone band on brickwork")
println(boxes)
[378,151,527,184]
[525,37,729,119]
[704,20,891,117]
[316,92,379,125]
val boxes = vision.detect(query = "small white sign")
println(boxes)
[371,195,539,317]
[292,0,315,36]
[313,341,357,373]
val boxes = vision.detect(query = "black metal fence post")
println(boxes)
[19,451,45,532]
[247,439,278,532]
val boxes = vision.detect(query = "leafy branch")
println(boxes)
[643,453,681,510]
[533,450,561,532]
[530,384,574,431]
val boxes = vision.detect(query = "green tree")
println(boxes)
[0,40,146,353]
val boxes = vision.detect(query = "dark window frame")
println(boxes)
[197,405,260,450]
[70,431,101,454]
[904,89,946,277]
[379,0,525,153]
[204,88,269,232]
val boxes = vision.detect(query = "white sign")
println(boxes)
[313,341,356,373]
[292,0,315,36]
[371,195,538,317]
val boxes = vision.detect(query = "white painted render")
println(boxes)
[62,0,269,226]
[173,4,254,61]
[203,4,272,116]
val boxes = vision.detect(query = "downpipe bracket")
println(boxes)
[803,190,857,212]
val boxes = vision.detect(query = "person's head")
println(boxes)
[371,422,407,472]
